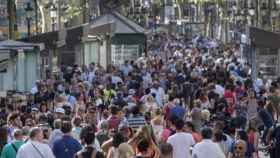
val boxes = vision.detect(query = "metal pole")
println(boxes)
[34,0,38,34]
[52,18,55,31]
[27,19,31,38]
[57,0,61,30]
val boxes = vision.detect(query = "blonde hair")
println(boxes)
[146,95,155,102]
[118,143,134,158]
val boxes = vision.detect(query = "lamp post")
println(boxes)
[248,3,255,26]
[25,2,33,38]
[34,0,39,34]
[50,4,57,31]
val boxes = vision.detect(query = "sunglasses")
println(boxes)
[234,146,243,150]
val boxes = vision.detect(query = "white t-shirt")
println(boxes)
[192,139,226,158]
[17,141,55,158]
[214,84,225,98]
[167,132,195,158]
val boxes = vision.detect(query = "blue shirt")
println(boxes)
[171,105,186,120]
[52,135,82,158]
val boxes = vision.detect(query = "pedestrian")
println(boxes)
[159,143,173,158]
[167,119,195,158]
[52,120,82,158]
[1,129,24,158]
[127,105,146,131]
[48,119,62,148]
[16,127,55,158]
[75,125,104,158]
[192,127,226,158]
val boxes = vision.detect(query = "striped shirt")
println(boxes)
[127,115,146,130]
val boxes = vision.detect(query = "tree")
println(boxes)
[151,0,164,16]
[36,0,52,33]
[99,0,130,15]
[7,0,16,39]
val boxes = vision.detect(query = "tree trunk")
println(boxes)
[38,4,47,33]
[176,0,182,20]
[37,0,51,33]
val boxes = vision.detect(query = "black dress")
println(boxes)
[75,146,104,158]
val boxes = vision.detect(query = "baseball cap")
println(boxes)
[31,107,39,112]
[55,107,65,114]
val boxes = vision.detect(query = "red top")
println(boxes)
[224,90,235,114]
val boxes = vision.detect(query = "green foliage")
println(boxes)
[64,5,82,19]
[62,0,83,20]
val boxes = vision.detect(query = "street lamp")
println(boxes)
[25,2,33,38]
[235,10,243,22]
[260,2,268,26]
[50,4,57,31]
[248,3,255,17]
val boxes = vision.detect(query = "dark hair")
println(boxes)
[185,121,195,132]
[175,119,185,130]
[144,112,151,121]
[201,127,213,139]
[160,143,173,156]
[237,130,248,141]
[131,105,140,115]
[42,127,49,139]
[61,121,72,134]
[137,138,149,152]
[110,105,119,115]
[145,88,151,95]
[39,102,48,112]
[80,125,95,145]
[7,112,19,123]
[72,117,82,127]
[214,131,227,142]
[0,126,7,150]
[112,132,125,148]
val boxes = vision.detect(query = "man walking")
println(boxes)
[167,119,195,158]
[52,121,82,158]
[1,129,24,158]
[16,127,55,158]
[192,127,226,158]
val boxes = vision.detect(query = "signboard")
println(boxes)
[250,27,280,49]
[111,44,139,66]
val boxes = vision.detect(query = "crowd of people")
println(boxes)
[0,33,280,158]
